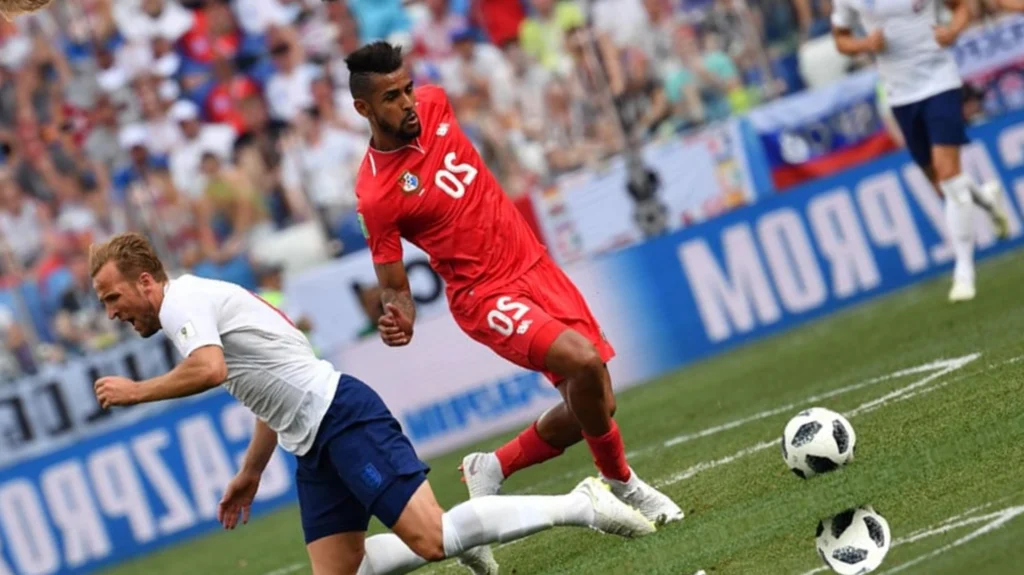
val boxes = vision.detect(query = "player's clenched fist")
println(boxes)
[378,303,413,347]
[865,29,886,54]
[933,25,958,48]
[94,376,141,409]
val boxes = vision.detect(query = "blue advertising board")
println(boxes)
[0,390,297,575]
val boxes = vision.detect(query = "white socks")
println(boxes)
[940,173,976,285]
[356,493,594,575]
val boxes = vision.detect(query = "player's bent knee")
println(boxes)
[390,481,447,562]
[549,330,603,378]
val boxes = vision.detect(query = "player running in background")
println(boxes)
[88,233,655,575]
[346,41,682,569]
[832,0,1009,302]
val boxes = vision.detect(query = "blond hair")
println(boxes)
[89,232,169,283]
[0,0,53,20]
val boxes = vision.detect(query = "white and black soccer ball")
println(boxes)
[781,407,856,478]
[815,505,891,575]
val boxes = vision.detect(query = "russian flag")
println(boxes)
[748,69,898,191]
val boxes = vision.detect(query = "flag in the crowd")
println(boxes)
[747,69,896,191]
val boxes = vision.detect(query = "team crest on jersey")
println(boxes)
[398,171,422,194]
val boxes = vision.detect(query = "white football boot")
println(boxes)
[457,453,505,574]
[601,468,684,526]
[948,279,976,303]
[977,180,1010,240]
[573,476,657,537]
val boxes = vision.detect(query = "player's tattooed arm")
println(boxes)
[375,261,416,346]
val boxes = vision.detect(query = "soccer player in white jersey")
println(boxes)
[831,0,1010,302]
[88,232,655,575]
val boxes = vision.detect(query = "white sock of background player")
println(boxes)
[940,173,976,286]
[356,493,594,575]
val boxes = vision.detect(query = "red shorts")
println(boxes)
[451,257,615,384]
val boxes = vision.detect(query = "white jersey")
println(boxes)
[159,274,339,456]
[832,0,962,107]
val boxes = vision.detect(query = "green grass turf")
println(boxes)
[102,249,1024,575]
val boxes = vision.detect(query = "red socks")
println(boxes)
[494,420,632,482]
[583,420,631,482]
[495,422,565,478]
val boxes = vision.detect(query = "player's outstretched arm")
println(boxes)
[95,345,227,408]
[375,261,416,347]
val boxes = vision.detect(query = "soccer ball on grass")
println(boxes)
[781,407,856,478]
[815,505,891,574]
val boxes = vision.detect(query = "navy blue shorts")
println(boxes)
[296,375,430,544]
[891,88,969,170]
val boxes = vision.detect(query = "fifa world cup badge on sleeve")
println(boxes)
[399,171,422,195]
[177,321,197,346]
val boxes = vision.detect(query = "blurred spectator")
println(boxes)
[233,0,297,36]
[542,80,619,175]
[113,0,194,45]
[198,150,273,260]
[264,30,318,122]
[280,107,365,248]
[615,49,671,141]
[168,99,236,201]
[592,0,649,50]
[494,40,551,176]
[474,0,526,46]
[0,303,38,379]
[440,24,511,104]
[139,78,185,157]
[84,96,127,170]
[413,0,468,61]
[0,171,50,274]
[348,0,411,44]
[792,0,834,41]
[233,93,295,226]
[53,246,121,355]
[639,0,684,79]
[663,27,707,128]
[204,52,260,133]
[519,0,584,74]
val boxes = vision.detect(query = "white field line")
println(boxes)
[653,354,981,488]
[879,505,1024,574]
[797,503,1024,575]
[262,563,306,575]
[658,357,967,450]
[519,355,981,495]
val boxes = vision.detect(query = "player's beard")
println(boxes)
[379,111,421,142]
[131,295,162,338]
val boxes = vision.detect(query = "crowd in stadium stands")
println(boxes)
[0,0,866,379]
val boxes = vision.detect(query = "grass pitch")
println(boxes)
[103,249,1024,575]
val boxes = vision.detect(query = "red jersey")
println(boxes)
[355,86,545,303]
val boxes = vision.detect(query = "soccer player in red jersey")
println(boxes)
[347,41,682,571]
